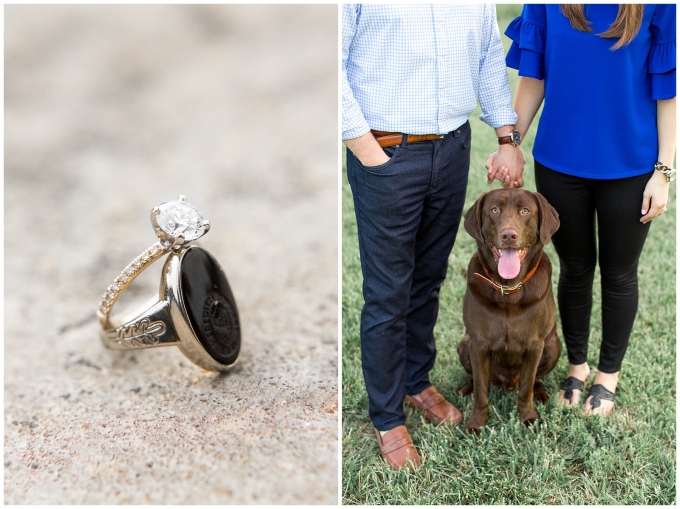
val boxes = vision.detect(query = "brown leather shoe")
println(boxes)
[404,386,463,425]
[375,426,421,470]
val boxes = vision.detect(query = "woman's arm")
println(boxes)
[514,77,545,139]
[640,97,676,224]
[487,76,545,186]
[656,97,676,168]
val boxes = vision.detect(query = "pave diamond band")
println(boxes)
[97,242,166,324]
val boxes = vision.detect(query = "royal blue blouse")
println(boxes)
[506,4,676,179]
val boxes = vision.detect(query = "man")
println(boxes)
[343,4,524,470]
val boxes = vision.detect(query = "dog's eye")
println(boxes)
[491,207,500,214]
[521,207,530,215]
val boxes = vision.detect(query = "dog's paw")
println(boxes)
[520,410,539,426]
[464,417,485,434]
[464,424,481,435]
[533,385,549,403]
[459,380,473,396]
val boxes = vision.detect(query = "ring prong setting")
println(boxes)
[171,234,186,250]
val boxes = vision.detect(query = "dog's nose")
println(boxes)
[500,229,518,243]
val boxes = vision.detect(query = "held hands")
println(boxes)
[640,169,670,224]
[485,145,525,188]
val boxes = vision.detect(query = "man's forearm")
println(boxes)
[494,125,516,138]
[657,97,676,167]
[343,132,390,167]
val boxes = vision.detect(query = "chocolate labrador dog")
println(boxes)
[457,189,561,433]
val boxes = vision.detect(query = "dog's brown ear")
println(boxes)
[535,192,560,244]
[464,193,487,243]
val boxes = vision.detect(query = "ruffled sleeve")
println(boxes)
[505,4,547,80]
[649,4,676,100]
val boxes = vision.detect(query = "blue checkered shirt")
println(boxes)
[342,4,518,139]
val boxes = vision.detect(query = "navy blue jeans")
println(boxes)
[347,122,471,431]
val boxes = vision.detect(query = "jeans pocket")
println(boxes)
[359,146,400,175]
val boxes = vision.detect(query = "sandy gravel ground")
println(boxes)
[4,5,338,504]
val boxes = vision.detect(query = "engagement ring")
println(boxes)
[97,196,241,371]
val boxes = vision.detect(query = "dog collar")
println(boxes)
[474,258,540,296]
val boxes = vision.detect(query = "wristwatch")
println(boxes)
[655,161,676,182]
[498,130,522,147]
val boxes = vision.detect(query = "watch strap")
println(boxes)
[498,130,521,147]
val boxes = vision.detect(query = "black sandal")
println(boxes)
[587,384,615,409]
[560,377,585,402]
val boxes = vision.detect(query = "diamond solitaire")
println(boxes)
[151,195,210,249]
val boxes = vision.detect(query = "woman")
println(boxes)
[488,4,675,416]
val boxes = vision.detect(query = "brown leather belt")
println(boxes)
[371,130,444,148]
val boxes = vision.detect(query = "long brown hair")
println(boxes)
[560,4,644,50]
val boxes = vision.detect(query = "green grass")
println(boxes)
[342,5,676,504]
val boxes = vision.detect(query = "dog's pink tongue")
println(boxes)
[498,248,521,280]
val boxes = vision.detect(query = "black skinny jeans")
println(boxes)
[535,161,652,373]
